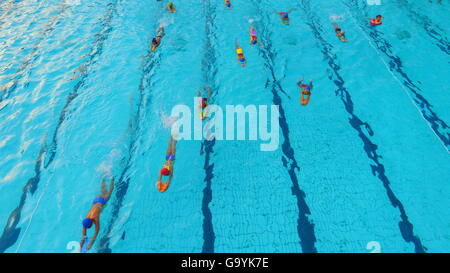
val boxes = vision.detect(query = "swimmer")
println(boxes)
[157,135,177,193]
[235,39,246,66]
[370,15,383,25]
[333,23,348,42]
[80,177,114,251]
[297,77,313,106]
[224,0,232,9]
[198,86,212,120]
[167,2,176,13]
[151,26,165,51]
[274,9,294,25]
[249,26,264,47]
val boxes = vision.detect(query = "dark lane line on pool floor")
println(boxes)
[251,0,318,253]
[0,1,68,109]
[0,144,46,252]
[0,0,119,253]
[345,0,450,153]
[199,0,218,253]
[395,0,450,56]
[299,0,425,252]
[200,138,216,253]
[43,0,120,168]
[97,28,163,254]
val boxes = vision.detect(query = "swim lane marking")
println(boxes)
[344,2,450,154]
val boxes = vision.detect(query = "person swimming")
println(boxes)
[370,15,383,25]
[224,0,232,9]
[333,23,348,42]
[249,26,264,47]
[157,135,177,192]
[151,26,165,51]
[297,77,313,106]
[198,87,212,120]
[167,2,176,13]
[80,177,114,251]
[235,39,246,66]
[274,9,294,25]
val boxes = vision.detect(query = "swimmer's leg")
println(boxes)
[171,139,178,157]
[166,136,173,155]
[100,179,107,195]
[104,177,114,201]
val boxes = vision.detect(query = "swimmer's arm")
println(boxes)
[80,228,87,249]
[309,79,313,90]
[87,222,100,250]
[297,77,304,87]
[156,27,164,37]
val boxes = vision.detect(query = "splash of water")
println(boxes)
[330,14,345,22]
[161,111,177,128]
[96,148,121,177]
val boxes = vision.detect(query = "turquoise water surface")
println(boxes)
[0,0,449,253]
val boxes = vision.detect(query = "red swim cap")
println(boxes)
[160,168,169,176]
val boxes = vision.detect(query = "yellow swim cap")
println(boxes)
[168,2,173,7]
[236,48,243,54]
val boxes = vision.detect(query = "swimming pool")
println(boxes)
[0,0,449,253]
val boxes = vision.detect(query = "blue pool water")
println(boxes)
[0,0,449,253]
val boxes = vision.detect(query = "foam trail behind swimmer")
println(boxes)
[159,15,174,28]
[161,111,177,128]
[330,14,345,22]
[96,148,121,177]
